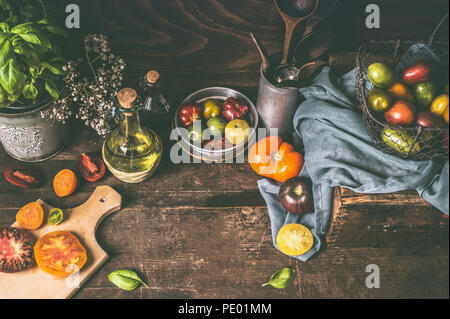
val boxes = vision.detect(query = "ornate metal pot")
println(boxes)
[0,99,70,162]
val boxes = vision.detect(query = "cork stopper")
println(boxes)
[117,88,137,109]
[117,88,137,116]
[146,70,160,84]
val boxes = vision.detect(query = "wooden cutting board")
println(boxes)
[0,185,122,299]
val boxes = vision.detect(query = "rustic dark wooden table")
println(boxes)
[0,0,449,299]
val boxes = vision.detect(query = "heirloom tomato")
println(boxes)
[53,169,78,198]
[34,231,87,278]
[367,62,394,88]
[384,100,415,126]
[388,82,415,102]
[402,61,431,85]
[222,97,249,121]
[179,104,202,127]
[225,119,250,145]
[249,136,304,183]
[4,166,40,189]
[368,88,392,112]
[16,202,44,230]
[414,81,436,108]
[430,94,449,116]
[382,128,421,156]
[77,153,105,182]
[203,99,221,120]
[276,224,314,256]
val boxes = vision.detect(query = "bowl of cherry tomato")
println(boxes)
[172,87,259,162]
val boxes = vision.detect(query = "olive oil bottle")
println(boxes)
[102,88,163,183]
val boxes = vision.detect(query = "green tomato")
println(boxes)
[203,99,221,120]
[206,117,226,137]
[414,81,436,108]
[48,208,64,226]
[368,88,392,112]
[188,124,204,144]
[382,128,421,156]
[367,62,395,88]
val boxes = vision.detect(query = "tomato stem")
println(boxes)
[293,185,303,197]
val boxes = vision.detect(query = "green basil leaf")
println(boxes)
[0,22,10,33]
[44,80,60,100]
[0,58,26,96]
[0,84,10,108]
[11,22,38,34]
[22,83,38,100]
[262,267,296,289]
[108,269,148,291]
[46,25,69,38]
[0,37,13,66]
[38,19,51,25]
[41,61,65,75]
[18,32,51,49]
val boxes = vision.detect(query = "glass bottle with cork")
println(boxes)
[102,88,163,183]
[140,70,172,127]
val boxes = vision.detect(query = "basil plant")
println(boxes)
[0,0,68,108]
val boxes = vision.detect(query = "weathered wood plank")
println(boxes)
[53,0,449,101]
[327,187,449,248]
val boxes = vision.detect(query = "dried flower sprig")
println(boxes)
[42,34,126,136]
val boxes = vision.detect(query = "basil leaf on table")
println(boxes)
[108,269,148,291]
[262,267,296,289]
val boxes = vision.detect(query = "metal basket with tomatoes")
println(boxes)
[355,14,449,161]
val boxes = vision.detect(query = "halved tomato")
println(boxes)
[34,231,87,277]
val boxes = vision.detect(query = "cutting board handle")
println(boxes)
[72,185,122,235]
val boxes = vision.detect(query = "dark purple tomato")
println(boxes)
[278,177,314,215]
[416,112,446,128]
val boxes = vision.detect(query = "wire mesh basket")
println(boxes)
[356,14,449,161]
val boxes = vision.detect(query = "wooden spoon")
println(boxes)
[274,0,320,65]
[249,32,270,74]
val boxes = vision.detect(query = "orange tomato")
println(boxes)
[16,202,44,230]
[34,231,87,277]
[388,82,415,102]
[249,136,304,183]
[53,169,77,197]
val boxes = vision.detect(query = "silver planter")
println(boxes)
[0,99,70,162]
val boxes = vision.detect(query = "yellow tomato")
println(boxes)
[276,224,314,256]
[430,94,449,116]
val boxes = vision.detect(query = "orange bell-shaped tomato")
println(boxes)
[249,136,304,183]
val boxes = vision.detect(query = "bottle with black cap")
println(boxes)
[102,88,163,183]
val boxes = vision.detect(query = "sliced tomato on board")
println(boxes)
[16,202,44,230]
[34,231,87,277]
